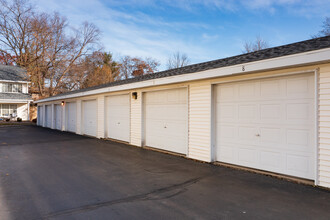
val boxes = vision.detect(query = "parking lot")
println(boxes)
[0,125,330,220]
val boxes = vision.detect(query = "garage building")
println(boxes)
[36,36,330,189]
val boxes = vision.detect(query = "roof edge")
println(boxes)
[36,47,330,104]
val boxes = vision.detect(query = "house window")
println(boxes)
[0,104,17,117]
[1,83,22,93]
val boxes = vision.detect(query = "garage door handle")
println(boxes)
[118,122,120,124]
[255,133,260,137]
[164,126,167,128]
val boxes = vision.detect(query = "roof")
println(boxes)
[0,93,32,100]
[47,35,330,100]
[0,65,29,82]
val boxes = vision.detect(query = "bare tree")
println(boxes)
[243,36,269,53]
[119,56,160,79]
[0,0,100,97]
[0,51,16,65]
[313,17,330,38]
[166,51,190,70]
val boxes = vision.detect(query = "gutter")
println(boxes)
[0,80,30,83]
[0,99,33,103]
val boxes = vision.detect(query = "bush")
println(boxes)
[5,118,10,122]
[32,118,37,123]
[17,117,22,122]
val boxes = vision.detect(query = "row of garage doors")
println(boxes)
[39,73,315,180]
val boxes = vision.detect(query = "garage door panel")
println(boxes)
[259,127,281,144]
[260,80,281,97]
[238,147,258,164]
[238,104,257,120]
[218,125,236,139]
[260,151,282,169]
[238,83,257,99]
[286,129,310,148]
[144,88,187,155]
[106,94,130,142]
[286,102,312,122]
[286,77,311,97]
[219,145,235,161]
[286,154,311,174]
[218,104,236,119]
[216,73,315,180]
[218,86,235,100]
[260,104,281,119]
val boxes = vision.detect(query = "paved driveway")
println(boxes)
[0,125,329,220]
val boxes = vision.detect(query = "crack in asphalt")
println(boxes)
[0,138,89,147]
[39,175,208,219]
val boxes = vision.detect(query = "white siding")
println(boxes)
[51,104,55,129]
[76,100,82,135]
[318,66,330,188]
[97,96,104,138]
[188,83,212,162]
[130,91,142,146]
[42,104,46,127]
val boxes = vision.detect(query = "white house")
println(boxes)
[36,36,330,189]
[0,65,32,121]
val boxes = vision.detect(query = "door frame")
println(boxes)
[142,86,189,155]
[211,69,319,183]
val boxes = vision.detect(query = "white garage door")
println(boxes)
[82,100,97,137]
[106,94,130,142]
[45,105,52,128]
[65,102,76,133]
[144,88,188,154]
[215,73,315,180]
[37,106,42,126]
[54,104,62,130]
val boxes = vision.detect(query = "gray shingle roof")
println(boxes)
[47,35,330,99]
[0,65,28,81]
[0,93,32,100]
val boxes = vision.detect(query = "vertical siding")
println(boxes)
[130,91,142,146]
[42,104,46,127]
[62,104,66,131]
[318,65,330,188]
[51,104,55,129]
[97,96,105,138]
[188,83,212,162]
[76,100,82,135]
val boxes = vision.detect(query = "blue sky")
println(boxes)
[32,0,329,70]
